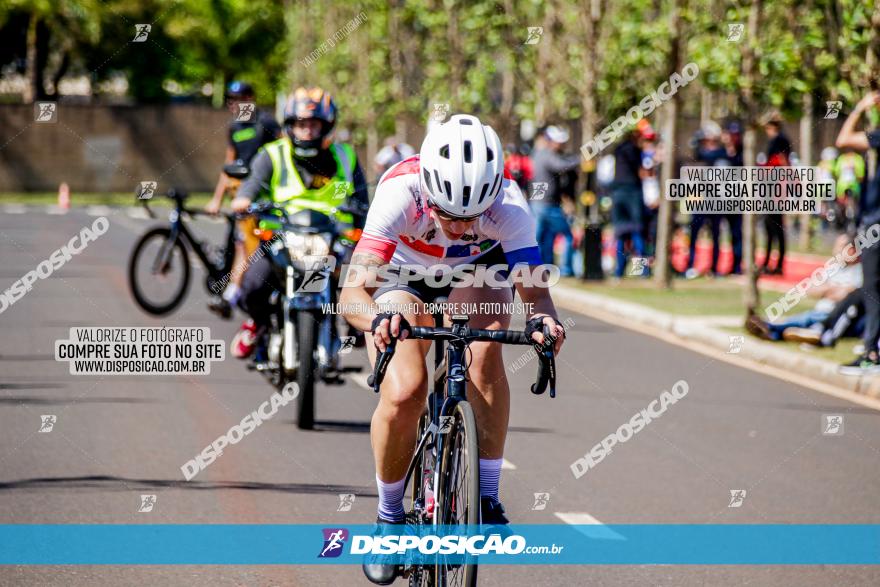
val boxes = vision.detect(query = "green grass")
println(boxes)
[722,326,860,365]
[0,192,213,207]
[561,276,816,318]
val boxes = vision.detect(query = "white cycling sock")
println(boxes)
[479,457,504,502]
[376,475,406,522]
[222,283,240,304]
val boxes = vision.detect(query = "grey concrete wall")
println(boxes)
[0,104,230,193]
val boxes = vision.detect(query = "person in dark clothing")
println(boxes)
[761,114,791,275]
[611,129,645,277]
[836,91,880,374]
[205,81,282,317]
[721,124,744,274]
[686,122,725,278]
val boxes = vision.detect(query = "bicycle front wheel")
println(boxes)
[434,400,480,587]
[128,227,190,315]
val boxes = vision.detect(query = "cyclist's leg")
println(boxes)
[366,289,434,519]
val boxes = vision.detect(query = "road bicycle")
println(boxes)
[128,186,237,316]
[368,313,556,586]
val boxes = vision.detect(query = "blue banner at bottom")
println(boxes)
[0,524,878,565]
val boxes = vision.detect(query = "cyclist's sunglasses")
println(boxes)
[427,202,481,222]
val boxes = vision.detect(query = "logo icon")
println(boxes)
[824,101,843,120]
[133,24,152,42]
[530,181,549,201]
[524,27,544,45]
[727,23,744,42]
[296,255,336,293]
[531,492,550,510]
[728,489,746,508]
[38,415,57,433]
[822,414,844,435]
[339,336,356,355]
[629,257,649,276]
[727,335,744,354]
[138,494,157,512]
[34,102,57,123]
[333,181,352,200]
[430,103,450,123]
[337,493,356,512]
[235,102,256,122]
[318,528,348,558]
[137,181,158,200]
[438,416,454,434]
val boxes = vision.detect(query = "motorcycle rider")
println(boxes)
[205,81,282,318]
[229,87,369,358]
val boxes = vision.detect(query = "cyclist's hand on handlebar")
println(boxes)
[371,312,412,352]
[204,199,222,216]
[231,196,251,214]
[525,315,565,354]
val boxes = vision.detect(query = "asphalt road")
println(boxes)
[1,206,879,586]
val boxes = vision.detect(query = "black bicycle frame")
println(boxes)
[164,205,236,284]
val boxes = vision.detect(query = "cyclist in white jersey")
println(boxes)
[341,114,565,585]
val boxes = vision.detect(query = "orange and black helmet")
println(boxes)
[284,87,336,127]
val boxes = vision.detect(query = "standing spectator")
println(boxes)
[530,126,581,276]
[837,91,880,374]
[504,143,533,193]
[638,122,661,259]
[611,127,645,277]
[374,136,416,178]
[685,122,725,278]
[761,113,791,275]
[721,122,744,274]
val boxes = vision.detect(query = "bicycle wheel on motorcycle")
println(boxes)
[295,311,317,430]
[128,227,190,315]
[434,401,480,587]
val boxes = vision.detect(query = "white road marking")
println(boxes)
[45,206,67,215]
[554,511,625,540]
[126,207,150,219]
[3,204,27,214]
[502,458,517,470]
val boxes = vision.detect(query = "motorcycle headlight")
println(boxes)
[284,232,331,260]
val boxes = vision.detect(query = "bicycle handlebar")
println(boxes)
[366,324,557,398]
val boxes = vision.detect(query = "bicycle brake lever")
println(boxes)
[367,338,397,393]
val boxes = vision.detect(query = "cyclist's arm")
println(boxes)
[232,150,273,212]
[340,250,383,332]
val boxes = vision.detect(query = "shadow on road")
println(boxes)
[0,396,156,405]
[0,475,376,497]
[311,420,371,433]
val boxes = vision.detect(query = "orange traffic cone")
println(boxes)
[58,182,70,211]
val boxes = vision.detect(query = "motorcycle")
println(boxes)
[224,162,365,430]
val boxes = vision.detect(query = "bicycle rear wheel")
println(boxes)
[434,400,480,587]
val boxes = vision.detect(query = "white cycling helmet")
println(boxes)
[419,114,505,218]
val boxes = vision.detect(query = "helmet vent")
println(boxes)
[462,185,471,207]
[423,169,433,195]
[444,181,453,202]
[440,145,450,159]
[490,173,501,197]
[459,118,473,125]
[434,170,443,195]
[463,141,472,163]
[486,147,494,162]
[477,182,490,205]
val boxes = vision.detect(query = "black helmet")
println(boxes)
[225,80,254,100]
[283,87,337,151]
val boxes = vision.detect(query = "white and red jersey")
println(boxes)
[355,156,541,271]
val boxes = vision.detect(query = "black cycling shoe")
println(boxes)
[362,516,402,585]
[207,296,232,319]
[480,497,509,525]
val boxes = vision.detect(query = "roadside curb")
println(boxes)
[551,283,880,400]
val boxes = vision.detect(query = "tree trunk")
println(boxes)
[653,0,684,289]
[24,15,38,103]
[740,0,764,314]
[799,92,814,250]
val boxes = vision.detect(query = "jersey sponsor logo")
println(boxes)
[447,240,496,258]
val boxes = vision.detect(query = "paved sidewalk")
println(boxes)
[552,282,880,400]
